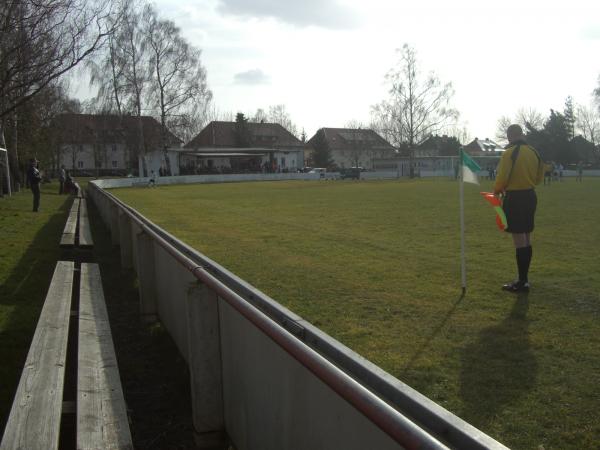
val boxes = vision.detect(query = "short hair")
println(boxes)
[506,124,524,141]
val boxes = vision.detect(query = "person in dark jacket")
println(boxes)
[27,158,42,212]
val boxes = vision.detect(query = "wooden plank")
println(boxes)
[78,199,94,248]
[77,263,133,450]
[0,261,74,450]
[60,198,80,248]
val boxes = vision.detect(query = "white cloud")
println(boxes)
[118,0,600,141]
[234,69,271,85]
[216,0,361,29]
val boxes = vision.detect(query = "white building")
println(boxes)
[54,114,182,176]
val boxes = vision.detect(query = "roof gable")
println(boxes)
[185,121,303,149]
[53,114,182,148]
[307,128,395,151]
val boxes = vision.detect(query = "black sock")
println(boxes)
[516,246,532,283]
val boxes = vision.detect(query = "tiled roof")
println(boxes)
[464,138,504,154]
[307,128,395,151]
[185,121,303,149]
[53,114,182,148]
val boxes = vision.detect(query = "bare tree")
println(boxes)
[0,0,121,185]
[576,103,600,146]
[495,115,513,143]
[446,124,470,145]
[0,0,120,120]
[496,107,545,143]
[87,31,125,115]
[516,107,544,131]
[267,104,298,137]
[371,44,457,176]
[251,108,268,123]
[145,11,212,173]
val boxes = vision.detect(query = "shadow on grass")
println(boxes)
[459,294,537,427]
[402,292,466,372]
[0,192,72,431]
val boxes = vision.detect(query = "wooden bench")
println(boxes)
[77,263,132,450]
[0,261,74,450]
[1,262,132,450]
[60,198,94,248]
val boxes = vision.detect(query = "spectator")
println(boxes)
[26,158,42,212]
[59,165,66,194]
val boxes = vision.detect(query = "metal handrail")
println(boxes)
[90,181,508,450]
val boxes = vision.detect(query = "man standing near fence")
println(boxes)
[494,124,545,293]
[59,165,66,194]
[27,158,42,212]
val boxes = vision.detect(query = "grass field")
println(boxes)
[0,181,197,448]
[112,177,600,450]
[0,183,74,426]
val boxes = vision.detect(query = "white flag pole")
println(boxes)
[459,148,466,294]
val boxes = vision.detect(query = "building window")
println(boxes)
[112,160,118,168]
[281,157,286,167]
[111,144,117,152]
[95,160,102,168]
[77,161,84,168]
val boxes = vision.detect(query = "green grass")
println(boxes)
[0,180,197,448]
[0,182,73,428]
[113,178,600,450]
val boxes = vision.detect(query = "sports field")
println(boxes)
[113,178,600,449]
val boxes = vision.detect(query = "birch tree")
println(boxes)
[146,12,211,173]
[372,44,457,176]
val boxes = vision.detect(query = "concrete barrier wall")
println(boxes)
[87,181,508,450]
[219,299,400,450]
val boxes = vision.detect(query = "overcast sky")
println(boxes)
[80,0,600,142]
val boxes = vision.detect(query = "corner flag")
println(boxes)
[460,148,481,184]
[458,147,481,294]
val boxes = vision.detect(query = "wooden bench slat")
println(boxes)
[78,199,94,248]
[60,198,80,248]
[77,263,132,450]
[0,261,74,450]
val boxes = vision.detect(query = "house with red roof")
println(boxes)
[182,121,305,173]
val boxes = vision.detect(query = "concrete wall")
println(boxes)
[87,181,511,450]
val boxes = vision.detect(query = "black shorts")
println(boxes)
[503,189,537,233]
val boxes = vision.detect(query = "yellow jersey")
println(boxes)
[494,143,544,192]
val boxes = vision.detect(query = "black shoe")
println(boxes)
[502,280,530,293]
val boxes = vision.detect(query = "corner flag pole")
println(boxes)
[459,148,467,294]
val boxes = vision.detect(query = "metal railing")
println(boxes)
[88,180,508,450]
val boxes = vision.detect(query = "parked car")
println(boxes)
[339,167,361,180]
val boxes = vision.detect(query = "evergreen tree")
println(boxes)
[564,96,576,140]
[235,113,251,147]
[526,110,577,164]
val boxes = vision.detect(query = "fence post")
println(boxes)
[109,203,120,246]
[130,221,141,276]
[118,210,133,269]
[135,230,157,323]
[186,282,228,449]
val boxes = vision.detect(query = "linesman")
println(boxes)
[494,124,545,293]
